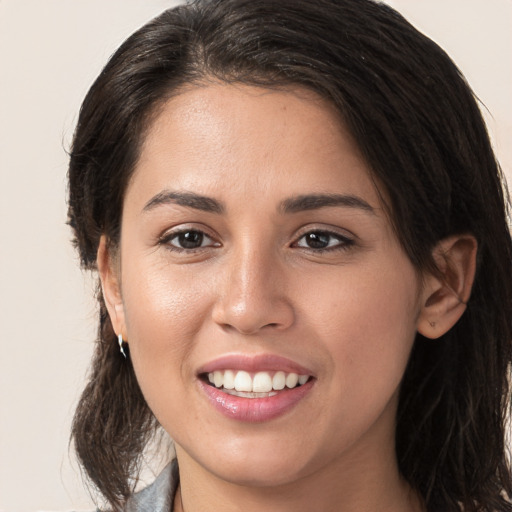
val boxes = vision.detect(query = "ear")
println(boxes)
[417,235,477,339]
[97,235,127,340]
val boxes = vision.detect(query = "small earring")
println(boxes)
[429,321,436,328]
[118,333,127,359]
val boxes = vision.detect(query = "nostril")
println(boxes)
[211,283,295,335]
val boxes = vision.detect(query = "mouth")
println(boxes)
[200,370,312,398]
[197,354,316,421]
[197,355,316,422]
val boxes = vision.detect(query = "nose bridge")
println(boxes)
[235,242,273,303]
[212,236,294,334]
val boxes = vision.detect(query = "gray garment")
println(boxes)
[125,460,179,512]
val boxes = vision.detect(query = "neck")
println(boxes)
[174,468,422,512]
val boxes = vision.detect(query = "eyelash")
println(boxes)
[159,229,219,253]
[292,230,355,252]
[159,228,354,254]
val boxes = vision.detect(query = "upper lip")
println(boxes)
[197,353,315,376]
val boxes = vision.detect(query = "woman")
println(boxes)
[67,0,512,510]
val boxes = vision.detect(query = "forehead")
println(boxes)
[129,82,382,210]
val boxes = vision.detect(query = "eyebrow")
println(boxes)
[143,191,225,214]
[142,190,375,216]
[280,193,375,214]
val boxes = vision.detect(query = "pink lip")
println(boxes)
[198,378,315,422]
[197,353,314,376]
[196,353,315,422]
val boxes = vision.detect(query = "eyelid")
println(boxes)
[157,223,355,253]
[158,224,221,250]
[158,222,216,239]
[291,225,356,251]
[292,224,355,241]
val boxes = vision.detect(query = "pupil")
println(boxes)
[306,232,329,249]
[179,231,203,248]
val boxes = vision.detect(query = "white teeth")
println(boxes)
[224,390,278,398]
[223,369,235,389]
[234,371,253,392]
[214,370,223,388]
[298,375,309,385]
[252,372,273,393]
[272,371,286,390]
[206,370,310,393]
[285,373,299,388]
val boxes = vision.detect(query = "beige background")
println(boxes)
[0,1,510,511]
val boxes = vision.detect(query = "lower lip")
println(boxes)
[198,379,315,422]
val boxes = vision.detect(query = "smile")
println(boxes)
[197,355,316,422]
[206,370,310,397]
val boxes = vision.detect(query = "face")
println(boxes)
[107,83,426,487]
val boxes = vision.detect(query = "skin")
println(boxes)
[99,83,476,512]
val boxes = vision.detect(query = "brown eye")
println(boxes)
[302,232,331,249]
[165,230,217,250]
[295,231,353,251]
[177,231,204,248]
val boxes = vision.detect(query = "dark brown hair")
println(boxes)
[68,1,512,510]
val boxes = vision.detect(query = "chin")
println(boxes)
[209,456,312,488]
[177,429,329,489]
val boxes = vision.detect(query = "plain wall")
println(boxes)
[0,1,510,511]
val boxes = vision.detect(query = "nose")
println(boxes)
[211,245,295,335]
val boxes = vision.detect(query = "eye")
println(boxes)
[294,230,353,251]
[161,229,219,251]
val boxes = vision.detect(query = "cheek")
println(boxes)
[123,256,212,330]
[301,258,420,398]
[120,259,215,391]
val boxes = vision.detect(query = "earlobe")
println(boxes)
[97,235,127,339]
[417,235,477,339]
